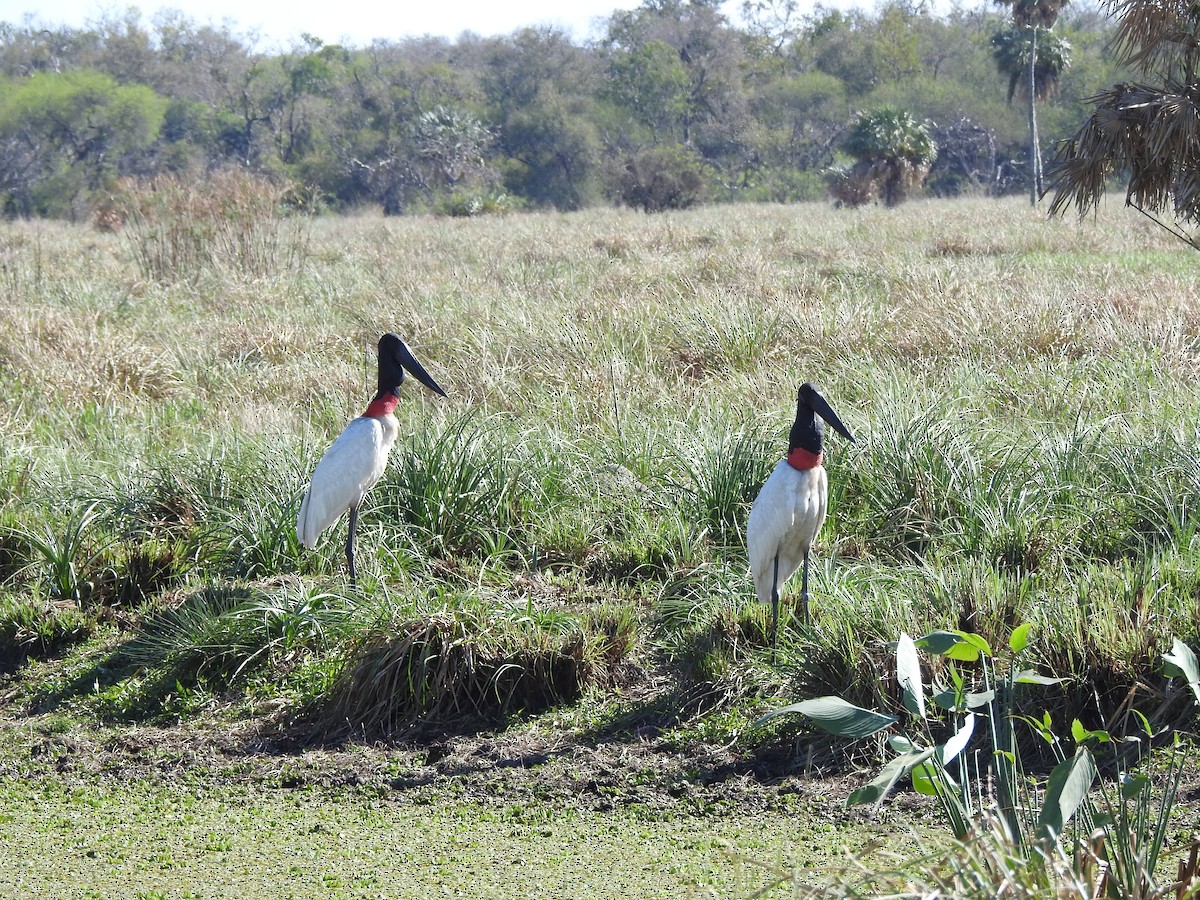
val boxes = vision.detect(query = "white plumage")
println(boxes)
[297,415,398,550]
[296,333,446,586]
[747,459,829,613]
[746,382,854,641]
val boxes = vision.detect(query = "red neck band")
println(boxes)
[786,447,823,471]
[362,393,399,418]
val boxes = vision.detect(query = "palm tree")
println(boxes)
[991,27,1072,104]
[830,107,937,208]
[1049,0,1200,248]
[993,0,1072,205]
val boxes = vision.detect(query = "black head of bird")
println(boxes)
[377,332,448,399]
[789,382,856,455]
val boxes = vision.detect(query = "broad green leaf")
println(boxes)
[1036,749,1098,842]
[1009,623,1033,653]
[1015,670,1066,686]
[953,631,993,659]
[931,687,962,711]
[896,632,925,719]
[916,630,977,660]
[911,760,941,796]
[942,642,981,662]
[752,696,897,738]
[848,747,935,808]
[1131,709,1152,739]
[1071,720,1109,744]
[1015,713,1057,745]
[889,734,918,753]
[940,713,976,765]
[1162,639,1200,706]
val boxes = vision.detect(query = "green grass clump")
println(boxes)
[0,593,94,672]
[316,594,636,738]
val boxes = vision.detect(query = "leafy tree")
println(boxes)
[324,49,469,213]
[273,36,347,167]
[604,39,691,141]
[991,26,1072,103]
[601,0,753,198]
[831,106,936,207]
[0,69,166,217]
[740,0,803,54]
[802,9,879,96]
[0,3,1141,216]
[482,28,601,210]
[868,3,926,85]
[743,71,849,200]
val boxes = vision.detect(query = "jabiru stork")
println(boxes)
[297,333,446,586]
[746,383,855,642]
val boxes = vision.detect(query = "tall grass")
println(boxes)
[0,197,1197,748]
[112,169,309,283]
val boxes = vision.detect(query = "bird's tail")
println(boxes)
[296,490,319,549]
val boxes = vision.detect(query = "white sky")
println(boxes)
[0,0,745,47]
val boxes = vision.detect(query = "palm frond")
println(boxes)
[1049,80,1200,227]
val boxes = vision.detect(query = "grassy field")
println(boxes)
[1,194,1199,896]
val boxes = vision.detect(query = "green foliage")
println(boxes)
[316,595,636,737]
[121,581,352,692]
[0,69,167,216]
[756,626,1200,897]
[843,106,937,166]
[0,593,94,670]
[605,40,692,139]
[0,6,1140,216]
[2,500,112,605]
[668,426,777,545]
[379,414,547,560]
[991,26,1073,102]
[831,106,938,207]
[432,189,516,218]
[1,198,1199,800]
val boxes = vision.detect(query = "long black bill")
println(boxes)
[810,388,855,443]
[396,341,448,397]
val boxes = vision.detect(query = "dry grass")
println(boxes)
[2,197,1196,446]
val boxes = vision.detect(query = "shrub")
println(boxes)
[617,145,706,212]
[316,599,636,737]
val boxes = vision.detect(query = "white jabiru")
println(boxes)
[746,383,855,642]
[297,333,447,587]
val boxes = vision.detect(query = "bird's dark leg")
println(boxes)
[800,551,810,625]
[346,505,358,589]
[770,554,780,647]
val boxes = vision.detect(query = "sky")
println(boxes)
[0,0,747,47]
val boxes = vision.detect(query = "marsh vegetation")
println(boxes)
[1,195,1198,895]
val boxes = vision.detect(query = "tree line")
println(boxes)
[0,0,1131,218]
